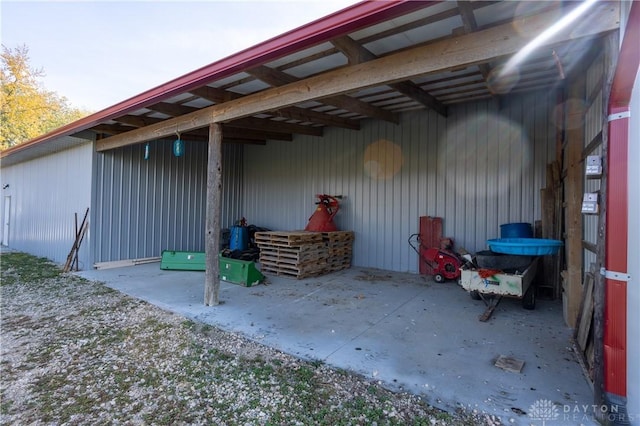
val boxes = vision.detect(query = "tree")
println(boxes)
[1,44,90,150]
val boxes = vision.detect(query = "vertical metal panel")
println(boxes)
[92,140,242,263]
[243,90,557,273]
[626,61,640,420]
[0,141,93,267]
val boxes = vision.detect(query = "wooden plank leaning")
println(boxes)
[63,208,89,272]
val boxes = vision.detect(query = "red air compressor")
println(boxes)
[305,194,341,232]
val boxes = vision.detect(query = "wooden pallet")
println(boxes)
[321,231,355,243]
[261,262,326,279]
[258,245,327,261]
[328,246,352,256]
[260,265,324,279]
[256,230,354,278]
[261,258,326,271]
[255,231,323,247]
[260,255,327,268]
[324,264,351,272]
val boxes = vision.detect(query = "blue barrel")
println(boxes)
[500,222,533,239]
[230,226,249,251]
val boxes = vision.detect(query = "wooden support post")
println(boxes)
[204,123,223,306]
[563,72,585,328]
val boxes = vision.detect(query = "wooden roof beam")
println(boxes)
[147,102,294,141]
[146,101,196,117]
[91,123,138,135]
[226,117,322,137]
[221,126,292,142]
[112,114,164,127]
[149,101,323,138]
[189,86,358,131]
[96,2,618,152]
[331,35,447,117]
[456,1,493,84]
[248,65,399,124]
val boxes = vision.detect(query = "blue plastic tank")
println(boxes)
[500,222,533,239]
[230,226,249,251]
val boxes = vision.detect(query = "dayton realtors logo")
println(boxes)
[528,399,636,424]
[528,399,560,425]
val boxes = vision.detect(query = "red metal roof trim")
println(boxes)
[610,1,640,108]
[1,0,436,159]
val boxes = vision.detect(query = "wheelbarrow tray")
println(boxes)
[459,257,538,298]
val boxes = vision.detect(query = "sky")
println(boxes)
[1,0,359,112]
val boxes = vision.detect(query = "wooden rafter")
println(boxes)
[331,36,447,117]
[113,114,164,127]
[247,65,399,124]
[188,86,358,131]
[456,1,493,83]
[226,117,322,137]
[91,123,138,135]
[96,3,619,152]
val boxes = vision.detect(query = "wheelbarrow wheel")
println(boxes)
[522,283,536,310]
[434,274,445,283]
[470,290,481,300]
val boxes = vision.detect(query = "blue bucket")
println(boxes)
[500,222,533,239]
[230,226,249,251]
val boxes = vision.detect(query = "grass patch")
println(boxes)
[1,251,494,426]
[0,252,61,285]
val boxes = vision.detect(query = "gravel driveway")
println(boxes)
[1,252,501,425]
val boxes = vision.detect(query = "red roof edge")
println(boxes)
[610,1,640,109]
[1,0,436,159]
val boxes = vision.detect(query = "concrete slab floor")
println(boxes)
[76,264,596,425]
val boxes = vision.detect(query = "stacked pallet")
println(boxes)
[323,231,354,273]
[255,231,354,279]
[255,231,327,279]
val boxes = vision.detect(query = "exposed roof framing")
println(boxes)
[188,86,356,130]
[456,1,493,83]
[94,2,619,152]
[0,0,621,162]
[330,35,448,116]
[247,65,399,123]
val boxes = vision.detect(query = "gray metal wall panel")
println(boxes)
[92,140,242,263]
[243,90,557,273]
[0,142,93,267]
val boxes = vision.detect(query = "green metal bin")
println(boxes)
[219,254,265,287]
[160,250,206,271]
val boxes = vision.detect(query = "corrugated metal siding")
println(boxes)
[0,141,93,267]
[243,90,557,273]
[92,140,242,263]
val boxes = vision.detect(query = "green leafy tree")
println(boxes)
[1,44,90,150]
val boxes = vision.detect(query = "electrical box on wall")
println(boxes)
[586,155,602,178]
[582,193,599,214]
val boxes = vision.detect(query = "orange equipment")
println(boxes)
[304,194,340,232]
